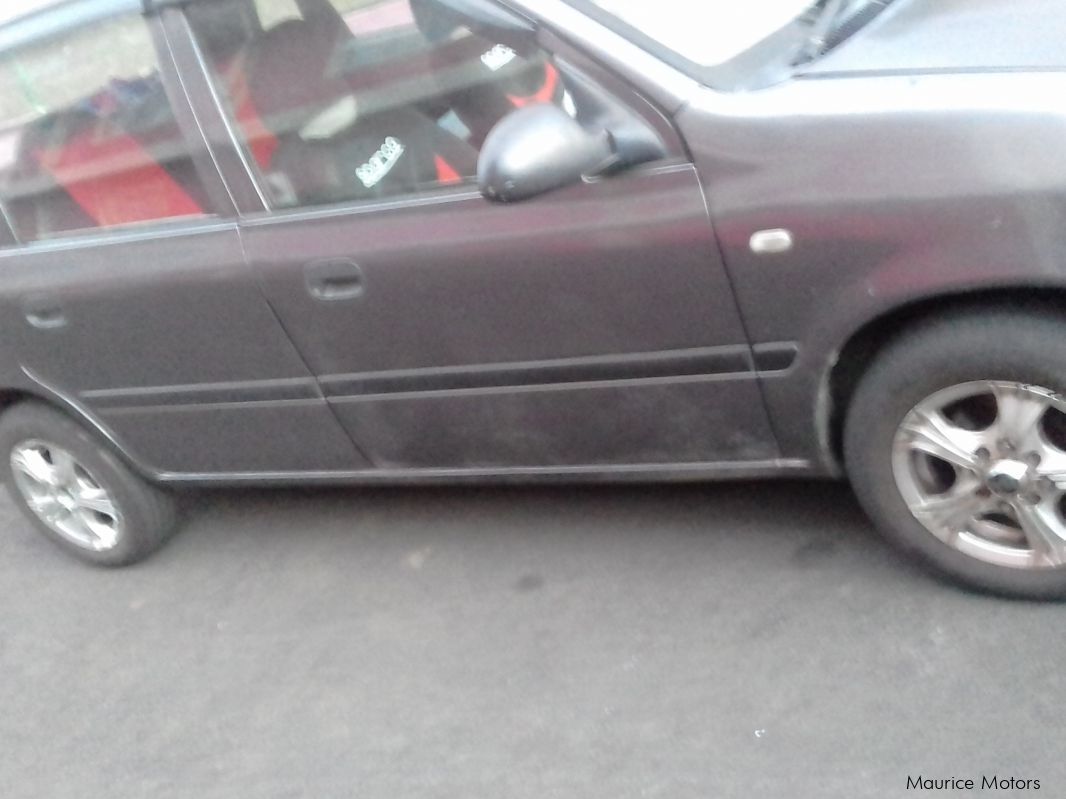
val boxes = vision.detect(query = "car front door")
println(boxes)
[0,3,365,476]
[183,0,779,471]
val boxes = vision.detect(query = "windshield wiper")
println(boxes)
[794,0,895,64]
[801,0,905,66]
[795,0,853,63]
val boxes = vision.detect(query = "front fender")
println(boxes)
[679,70,1066,465]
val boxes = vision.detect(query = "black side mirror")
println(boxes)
[478,104,617,203]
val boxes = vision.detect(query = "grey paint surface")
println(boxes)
[0,223,367,474]
[333,375,776,468]
[2,481,1063,798]
[244,163,777,469]
[0,0,1065,483]
[678,68,1066,462]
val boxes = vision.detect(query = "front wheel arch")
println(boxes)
[824,286,1066,471]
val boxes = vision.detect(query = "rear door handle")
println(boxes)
[304,259,365,302]
[22,297,67,330]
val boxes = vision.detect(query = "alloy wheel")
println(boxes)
[9,440,122,552]
[892,380,1066,569]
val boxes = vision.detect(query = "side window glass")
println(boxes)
[189,0,575,210]
[0,11,211,244]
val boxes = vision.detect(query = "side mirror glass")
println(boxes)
[478,104,616,203]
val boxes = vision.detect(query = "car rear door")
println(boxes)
[0,1,365,476]
[180,0,780,471]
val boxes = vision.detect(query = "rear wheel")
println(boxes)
[845,310,1066,598]
[0,402,176,566]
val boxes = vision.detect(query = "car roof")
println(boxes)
[0,0,141,54]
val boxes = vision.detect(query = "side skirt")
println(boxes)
[155,458,820,487]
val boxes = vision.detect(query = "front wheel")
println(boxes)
[0,402,177,566]
[845,310,1066,599]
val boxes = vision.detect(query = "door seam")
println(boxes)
[234,224,378,466]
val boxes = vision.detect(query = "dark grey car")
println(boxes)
[1,0,1064,598]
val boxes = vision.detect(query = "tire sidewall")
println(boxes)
[845,312,1066,598]
[0,403,171,566]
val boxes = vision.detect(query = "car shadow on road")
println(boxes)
[164,478,926,588]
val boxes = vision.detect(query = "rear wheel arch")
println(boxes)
[824,287,1066,469]
[0,388,30,418]
[0,388,159,483]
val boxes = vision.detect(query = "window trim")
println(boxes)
[150,5,241,219]
[539,31,688,159]
[160,7,270,216]
[0,198,17,247]
[236,160,701,230]
[172,0,689,221]
[172,0,492,217]
[499,0,698,114]
[0,215,235,257]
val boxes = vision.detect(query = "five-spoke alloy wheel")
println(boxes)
[893,381,1066,569]
[846,309,1066,598]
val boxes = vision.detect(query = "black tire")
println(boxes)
[845,309,1066,599]
[0,401,176,566]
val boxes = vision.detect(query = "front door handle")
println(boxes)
[304,259,365,302]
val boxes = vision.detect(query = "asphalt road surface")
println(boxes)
[1,478,1061,798]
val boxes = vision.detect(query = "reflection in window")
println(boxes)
[0,12,209,243]
[189,0,571,209]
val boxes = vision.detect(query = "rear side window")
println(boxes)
[188,0,572,210]
[0,11,211,244]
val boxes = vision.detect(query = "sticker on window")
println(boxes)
[356,136,406,188]
[481,44,518,72]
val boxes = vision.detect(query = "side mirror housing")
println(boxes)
[478,104,616,203]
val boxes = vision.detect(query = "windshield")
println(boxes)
[1,0,80,26]
[586,0,817,67]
